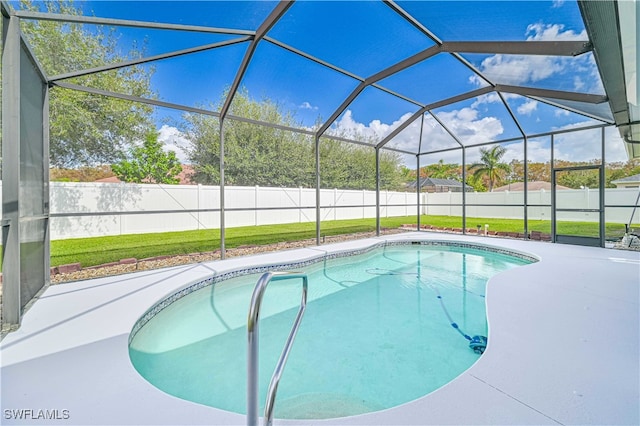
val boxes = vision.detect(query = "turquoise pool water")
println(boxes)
[129,244,532,419]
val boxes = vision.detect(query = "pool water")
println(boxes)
[129,244,532,419]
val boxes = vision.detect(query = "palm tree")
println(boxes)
[469,146,511,192]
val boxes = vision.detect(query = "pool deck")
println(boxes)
[1,232,638,425]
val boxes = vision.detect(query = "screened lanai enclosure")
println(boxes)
[1,0,638,327]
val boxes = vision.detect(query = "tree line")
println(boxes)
[182,90,405,190]
[410,152,640,191]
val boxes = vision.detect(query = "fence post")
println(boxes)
[119,182,124,236]
[255,185,259,226]
[585,187,590,210]
[504,190,509,219]
[405,191,408,216]
[299,186,302,223]
[197,184,201,230]
[386,190,389,218]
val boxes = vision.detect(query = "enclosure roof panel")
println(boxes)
[79,1,280,32]
[267,1,435,77]
[6,0,635,158]
[395,0,588,42]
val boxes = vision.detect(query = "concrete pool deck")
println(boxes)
[1,232,638,425]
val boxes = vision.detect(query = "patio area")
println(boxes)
[1,232,638,425]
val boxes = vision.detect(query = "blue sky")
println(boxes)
[29,0,627,164]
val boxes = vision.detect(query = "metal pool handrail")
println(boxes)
[247,271,308,426]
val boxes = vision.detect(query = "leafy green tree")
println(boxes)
[318,138,404,190]
[112,132,182,184]
[377,151,405,190]
[606,159,640,187]
[184,91,314,187]
[399,166,414,182]
[422,159,460,180]
[556,168,599,189]
[465,173,487,192]
[18,0,155,167]
[553,159,599,189]
[469,145,511,191]
[525,161,551,183]
[183,90,405,190]
[503,159,640,189]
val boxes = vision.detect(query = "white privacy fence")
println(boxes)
[0,182,638,240]
[423,188,639,225]
[43,182,415,239]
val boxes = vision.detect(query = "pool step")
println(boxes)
[276,393,382,420]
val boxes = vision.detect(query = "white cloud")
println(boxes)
[328,110,625,167]
[327,110,421,165]
[525,23,586,41]
[551,122,628,162]
[603,127,629,162]
[471,23,596,90]
[492,140,551,165]
[415,115,463,152]
[330,110,410,141]
[471,93,502,108]
[157,124,190,163]
[299,101,318,111]
[468,74,485,87]
[477,53,564,86]
[586,54,605,94]
[435,108,505,145]
[523,139,552,163]
[329,105,510,165]
[398,108,508,164]
[552,0,565,8]
[517,100,538,115]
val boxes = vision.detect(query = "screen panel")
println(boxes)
[19,41,49,310]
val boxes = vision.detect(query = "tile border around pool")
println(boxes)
[128,240,539,344]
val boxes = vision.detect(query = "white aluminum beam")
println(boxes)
[49,37,252,82]
[316,45,441,137]
[376,86,494,149]
[495,84,608,104]
[442,40,592,56]
[219,1,293,121]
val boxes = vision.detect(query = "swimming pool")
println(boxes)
[129,241,535,420]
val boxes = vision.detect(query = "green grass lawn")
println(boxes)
[49,215,632,268]
[50,218,396,267]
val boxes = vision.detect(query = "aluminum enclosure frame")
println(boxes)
[0,0,634,328]
[2,1,50,329]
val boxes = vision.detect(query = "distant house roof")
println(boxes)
[95,165,195,185]
[407,177,472,190]
[94,175,121,183]
[611,173,640,184]
[492,181,569,192]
